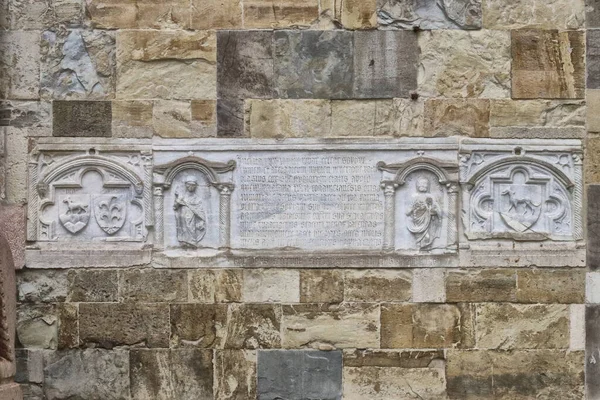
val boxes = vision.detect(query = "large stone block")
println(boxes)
[0,31,40,100]
[117,30,216,99]
[111,100,153,139]
[0,101,52,130]
[381,303,475,349]
[120,269,188,302]
[244,0,319,28]
[170,304,227,348]
[242,269,300,303]
[513,30,585,98]
[424,99,490,137]
[418,30,511,98]
[67,269,118,302]
[378,0,482,29]
[130,349,213,399]
[44,350,129,400]
[3,128,28,204]
[17,270,68,303]
[257,350,342,400]
[589,0,600,27]
[589,185,600,269]
[0,205,26,268]
[224,304,282,349]
[217,98,245,137]
[87,0,190,29]
[0,231,18,394]
[152,100,192,138]
[341,0,376,29]
[344,269,411,302]
[587,137,600,184]
[246,99,331,138]
[412,269,445,303]
[516,269,585,303]
[52,101,112,137]
[191,0,242,29]
[446,269,516,302]
[588,90,600,132]
[274,30,353,99]
[299,270,344,303]
[191,100,217,137]
[16,304,59,350]
[79,303,170,348]
[40,30,116,100]
[586,305,600,398]
[215,350,256,400]
[483,0,584,29]
[330,100,395,136]
[281,303,379,349]
[476,304,569,349]
[10,0,82,29]
[188,269,242,303]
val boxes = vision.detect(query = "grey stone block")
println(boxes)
[217,98,245,137]
[258,350,342,400]
[378,0,482,29]
[588,0,600,28]
[217,30,274,100]
[587,305,600,399]
[274,30,353,99]
[353,30,418,99]
[52,101,111,137]
[588,30,600,89]
[589,185,600,270]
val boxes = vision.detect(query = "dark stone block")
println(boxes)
[587,305,600,398]
[274,30,353,99]
[589,185,600,270]
[588,0,600,28]
[52,101,111,137]
[588,30,600,89]
[257,350,342,400]
[217,98,245,137]
[353,30,418,99]
[217,30,274,100]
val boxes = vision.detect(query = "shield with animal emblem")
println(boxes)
[59,194,91,234]
[498,183,543,232]
[93,195,127,235]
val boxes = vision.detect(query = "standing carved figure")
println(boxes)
[406,177,441,249]
[173,180,206,247]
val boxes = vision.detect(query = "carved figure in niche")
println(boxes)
[406,177,441,249]
[59,195,91,234]
[173,179,206,247]
[94,195,126,235]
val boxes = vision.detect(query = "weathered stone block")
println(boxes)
[111,100,153,139]
[244,0,319,28]
[393,98,424,136]
[16,304,59,350]
[191,0,242,29]
[588,91,600,132]
[217,98,245,137]
[378,0,482,30]
[0,231,18,393]
[246,99,331,138]
[130,349,213,399]
[300,270,343,303]
[17,270,68,303]
[570,304,585,351]
[418,30,511,98]
[189,269,242,303]
[87,0,190,29]
[170,304,227,348]
[590,185,600,269]
[119,269,187,302]
[341,0,376,28]
[586,305,600,398]
[224,304,282,349]
[424,99,490,137]
[3,128,28,204]
[483,0,584,29]
[513,30,585,98]
[0,31,40,100]
[587,138,600,184]
[589,0,600,27]
[117,30,216,100]
[57,303,78,349]
[152,100,192,138]
[79,303,170,348]
[44,350,129,400]
[0,383,22,400]
[0,101,52,130]
[15,349,44,383]
[281,303,379,349]
[587,272,600,303]
[67,270,118,302]
[242,269,300,303]
[516,269,585,303]
[10,0,83,29]
[52,101,111,137]
[257,350,342,400]
[446,269,516,302]
[381,303,474,349]
[476,304,569,349]
[215,350,256,400]
[274,30,353,99]
[191,100,217,137]
[412,269,445,303]
[0,205,26,268]
[344,349,444,368]
[41,30,116,100]
[344,270,411,302]
[330,100,395,136]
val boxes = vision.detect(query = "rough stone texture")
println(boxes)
[344,349,444,368]
[152,100,192,138]
[378,0,482,30]
[244,0,319,28]
[87,0,190,29]
[0,101,52,130]
[586,137,600,184]
[15,349,44,384]
[330,100,395,137]
[191,0,242,29]
[344,270,411,302]
[446,269,516,302]
[0,230,19,397]
[188,269,242,303]
[117,30,216,100]
[17,270,68,303]
[215,350,256,400]
[242,269,300,303]
[0,205,26,268]
[418,30,511,98]
[257,350,342,400]
[246,99,331,138]
[0,31,40,100]
[191,100,217,137]
[52,101,112,137]
[393,98,424,136]
[9,0,83,29]
[381,303,474,349]
[516,269,585,303]
[224,304,282,349]
[130,349,213,399]
[353,30,417,99]
[0,383,22,400]
[57,303,78,349]
[67,270,118,302]
[586,305,600,398]
[570,304,585,351]
[170,304,227,348]
[475,304,569,349]
[590,185,600,270]
[79,303,170,348]
[119,269,187,302]
[424,99,490,137]
[412,269,445,303]
[341,0,376,29]
[588,90,600,132]
[274,30,353,99]
[217,98,245,137]
[282,303,379,349]
[513,30,585,99]
[589,0,600,27]
[3,127,28,204]
[40,30,116,100]
[43,350,129,400]
[16,304,59,349]
[483,0,584,29]
[300,270,344,303]
[111,100,153,138]
[589,30,600,90]
[446,350,584,399]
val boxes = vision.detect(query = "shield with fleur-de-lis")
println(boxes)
[93,195,127,235]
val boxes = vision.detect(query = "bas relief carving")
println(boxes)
[406,177,442,249]
[173,180,207,247]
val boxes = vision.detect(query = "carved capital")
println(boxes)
[153,186,164,196]
[380,181,398,196]
[215,183,234,195]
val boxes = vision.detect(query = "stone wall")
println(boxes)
[1,0,598,399]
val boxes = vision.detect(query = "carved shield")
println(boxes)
[58,195,91,234]
[498,184,542,232]
[93,195,127,235]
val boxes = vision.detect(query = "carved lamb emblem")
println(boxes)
[58,195,91,234]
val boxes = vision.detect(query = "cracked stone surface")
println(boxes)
[378,0,482,30]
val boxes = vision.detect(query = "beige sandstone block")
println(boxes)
[424,99,490,137]
[116,30,216,99]
[246,99,331,138]
[412,269,445,303]
[393,98,424,136]
[214,350,257,400]
[516,269,585,303]
[343,269,411,302]
[112,100,153,138]
[191,0,242,29]
[242,269,300,303]
[243,0,319,28]
[570,304,585,351]
[282,303,379,349]
[191,100,217,137]
[343,349,444,368]
[490,99,585,127]
[153,100,192,138]
[299,269,343,303]
[586,137,600,184]
[330,100,395,137]
[10,0,83,29]
[119,269,188,302]
[5,127,28,204]
[224,304,282,349]
[189,269,243,303]
[590,90,600,133]
[340,0,376,29]
[57,303,78,349]
[446,269,517,302]
[418,30,511,98]
[476,303,569,349]
[170,304,228,348]
[0,31,40,100]
[88,0,190,29]
[483,0,584,30]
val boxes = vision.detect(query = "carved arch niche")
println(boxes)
[153,155,236,250]
[378,156,459,253]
